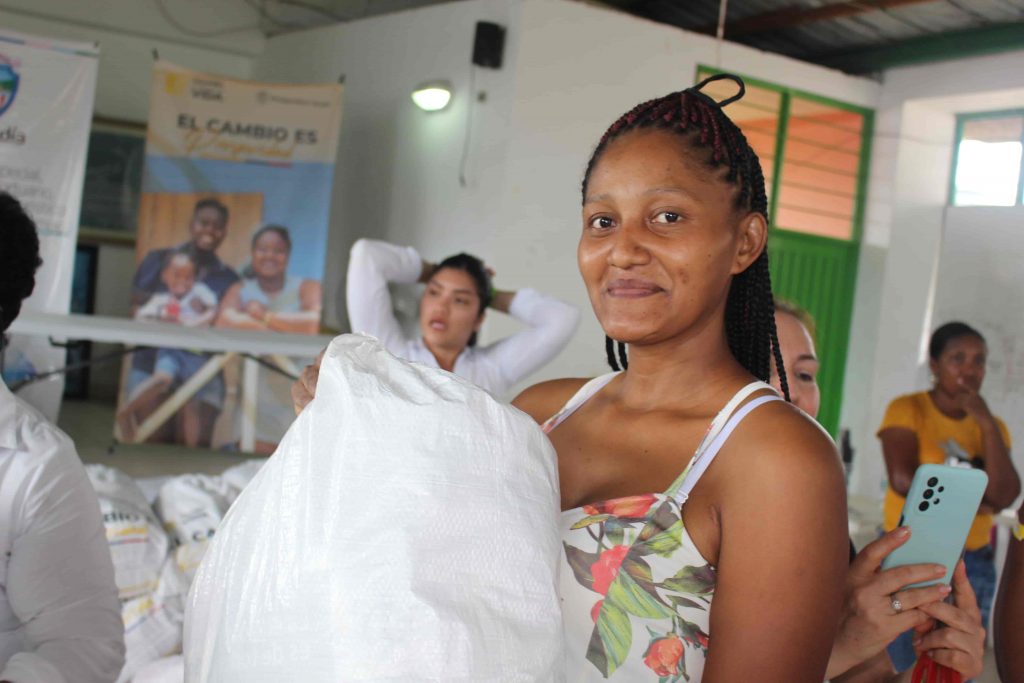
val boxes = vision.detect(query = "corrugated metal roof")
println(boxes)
[237,0,1024,75]
[616,0,1024,73]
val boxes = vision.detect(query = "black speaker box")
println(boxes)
[472,21,505,69]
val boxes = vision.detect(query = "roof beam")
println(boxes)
[700,0,940,37]
[815,21,1024,73]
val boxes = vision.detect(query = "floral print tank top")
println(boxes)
[543,374,781,682]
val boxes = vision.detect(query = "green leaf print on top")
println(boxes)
[661,565,716,596]
[607,568,674,619]
[590,600,632,676]
[564,493,717,678]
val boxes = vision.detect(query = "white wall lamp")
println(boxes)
[411,80,453,111]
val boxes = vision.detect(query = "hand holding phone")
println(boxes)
[881,464,988,587]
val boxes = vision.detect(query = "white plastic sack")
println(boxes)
[219,459,265,503]
[86,465,170,600]
[119,573,184,683]
[119,540,210,682]
[155,474,234,546]
[154,545,196,617]
[133,655,184,683]
[135,476,173,507]
[185,334,565,682]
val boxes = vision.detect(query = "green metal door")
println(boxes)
[768,231,860,435]
[699,66,874,436]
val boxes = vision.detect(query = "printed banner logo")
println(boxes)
[0,59,20,118]
[164,72,187,96]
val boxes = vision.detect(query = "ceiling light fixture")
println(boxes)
[411,80,453,111]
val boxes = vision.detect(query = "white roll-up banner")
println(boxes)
[0,31,98,419]
[116,61,342,453]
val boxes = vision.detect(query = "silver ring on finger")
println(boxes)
[890,596,903,614]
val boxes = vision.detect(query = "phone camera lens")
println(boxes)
[923,489,934,499]
[927,477,939,487]
[919,501,930,512]
[938,486,944,492]
[934,498,940,505]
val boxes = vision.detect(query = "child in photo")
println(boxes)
[118,251,220,446]
[134,251,218,327]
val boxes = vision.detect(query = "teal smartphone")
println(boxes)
[880,464,988,587]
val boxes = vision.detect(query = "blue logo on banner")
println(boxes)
[0,61,20,118]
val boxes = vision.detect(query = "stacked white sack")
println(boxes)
[119,579,182,682]
[86,465,169,600]
[185,334,565,682]
[156,475,234,546]
[220,460,264,503]
[123,472,242,682]
[133,655,184,683]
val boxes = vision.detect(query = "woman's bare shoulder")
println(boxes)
[512,377,592,424]
[721,397,843,492]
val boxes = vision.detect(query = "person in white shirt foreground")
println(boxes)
[0,191,125,683]
[327,238,580,399]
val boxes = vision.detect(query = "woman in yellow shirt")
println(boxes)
[878,321,1019,672]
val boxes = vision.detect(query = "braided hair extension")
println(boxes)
[582,73,789,400]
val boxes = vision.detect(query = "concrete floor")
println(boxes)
[57,397,260,478]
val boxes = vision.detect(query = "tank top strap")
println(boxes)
[667,381,783,503]
[541,372,620,433]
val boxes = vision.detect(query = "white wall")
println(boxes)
[256,0,522,333]
[0,0,262,121]
[843,51,1024,500]
[257,0,881,394]
[933,205,1024,487]
[879,50,1024,107]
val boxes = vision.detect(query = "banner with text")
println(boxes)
[117,61,342,453]
[0,31,98,418]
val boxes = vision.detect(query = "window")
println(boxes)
[950,111,1024,207]
[697,67,874,437]
[697,67,872,242]
[696,77,784,206]
[775,97,864,241]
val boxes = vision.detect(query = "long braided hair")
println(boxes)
[582,73,790,401]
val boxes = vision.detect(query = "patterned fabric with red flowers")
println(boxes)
[546,376,780,682]
[560,491,714,682]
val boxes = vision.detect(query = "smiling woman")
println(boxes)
[215,224,323,452]
[288,75,850,682]
[216,225,322,336]
[512,74,849,682]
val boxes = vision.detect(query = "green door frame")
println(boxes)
[697,65,875,436]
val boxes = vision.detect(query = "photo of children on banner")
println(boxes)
[118,250,219,446]
[116,193,322,451]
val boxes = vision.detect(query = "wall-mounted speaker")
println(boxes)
[472,21,505,69]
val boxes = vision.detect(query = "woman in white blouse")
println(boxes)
[0,191,124,683]
[339,238,579,398]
